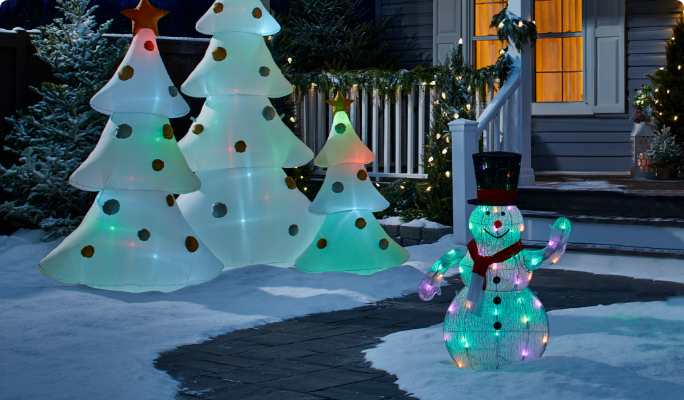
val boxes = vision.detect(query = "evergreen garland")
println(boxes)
[490,6,538,54]
[0,0,128,240]
[647,15,684,143]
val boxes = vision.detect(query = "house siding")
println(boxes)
[381,0,680,172]
[380,0,434,69]
[532,0,681,172]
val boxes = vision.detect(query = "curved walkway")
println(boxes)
[155,269,684,400]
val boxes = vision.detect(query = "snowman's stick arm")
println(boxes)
[418,248,467,301]
[523,217,571,271]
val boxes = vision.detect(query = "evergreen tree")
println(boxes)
[646,125,683,166]
[648,15,684,143]
[277,0,397,72]
[403,44,476,226]
[0,0,128,240]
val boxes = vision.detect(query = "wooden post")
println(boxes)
[450,119,479,245]
[507,0,535,186]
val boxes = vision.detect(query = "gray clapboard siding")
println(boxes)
[628,66,659,79]
[532,157,632,172]
[628,27,672,41]
[628,54,666,66]
[380,0,433,68]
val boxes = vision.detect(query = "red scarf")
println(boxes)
[467,239,524,290]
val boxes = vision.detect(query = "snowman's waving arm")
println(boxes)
[418,248,467,301]
[522,217,571,271]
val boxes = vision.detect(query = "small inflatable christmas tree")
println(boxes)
[176,0,323,269]
[39,0,223,293]
[295,92,409,275]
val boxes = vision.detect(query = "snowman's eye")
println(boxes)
[501,212,506,216]
[486,211,491,216]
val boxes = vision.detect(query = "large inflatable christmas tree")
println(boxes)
[39,0,224,293]
[295,92,409,275]
[176,0,323,269]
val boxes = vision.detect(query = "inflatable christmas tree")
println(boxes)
[39,0,224,293]
[176,0,323,269]
[295,92,409,275]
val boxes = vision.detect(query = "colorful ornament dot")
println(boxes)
[166,195,175,207]
[355,218,367,229]
[81,245,95,258]
[335,123,346,133]
[317,238,327,249]
[493,322,502,330]
[162,124,174,139]
[144,40,155,51]
[212,47,227,61]
[185,236,199,253]
[289,224,299,236]
[235,141,247,153]
[379,238,389,250]
[213,3,224,13]
[118,66,134,81]
[116,124,133,139]
[137,229,151,241]
[102,199,120,215]
[285,176,297,190]
[192,124,204,135]
[212,202,228,218]
[152,159,165,171]
[252,7,262,18]
[357,170,368,180]
[332,182,344,193]
[262,106,276,121]
[259,67,270,77]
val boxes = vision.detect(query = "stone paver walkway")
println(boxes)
[155,269,684,400]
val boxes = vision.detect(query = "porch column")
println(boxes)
[450,119,479,245]
[506,0,535,186]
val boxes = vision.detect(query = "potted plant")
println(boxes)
[645,125,683,180]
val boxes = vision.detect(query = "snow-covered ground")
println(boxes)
[2,229,683,399]
[0,229,453,400]
[365,300,684,400]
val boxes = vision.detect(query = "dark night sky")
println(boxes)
[0,0,376,38]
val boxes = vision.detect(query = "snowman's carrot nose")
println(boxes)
[494,220,503,229]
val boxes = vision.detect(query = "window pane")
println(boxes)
[474,40,504,69]
[475,1,507,36]
[535,0,561,34]
[563,0,582,33]
[536,38,562,72]
[537,73,563,102]
[562,37,582,72]
[563,72,583,101]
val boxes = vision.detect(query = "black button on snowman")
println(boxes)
[419,152,571,370]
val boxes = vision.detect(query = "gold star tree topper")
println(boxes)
[326,92,355,116]
[121,0,169,37]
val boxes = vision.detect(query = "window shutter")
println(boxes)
[589,0,626,113]
[433,0,463,65]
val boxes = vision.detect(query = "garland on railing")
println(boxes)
[490,6,538,54]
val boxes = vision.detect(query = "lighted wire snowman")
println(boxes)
[419,152,571,370]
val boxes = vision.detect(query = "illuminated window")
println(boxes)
[473,0,508,69]
[534,0,583,102]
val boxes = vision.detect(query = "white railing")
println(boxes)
[295,84,434,180]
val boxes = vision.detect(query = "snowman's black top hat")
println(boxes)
[468,151,525,206]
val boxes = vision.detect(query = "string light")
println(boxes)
[441,92,447,99]
[400,185,405,190]
[466,104,471,111]
[375,183,380,187]
[428,157,434,163]
[459,38,463,44]
[499,49,506,55]
[426,186,431,192]
[446,137,450,143]
[446,171,451,178]
[498,22,504,29]
[442,148,448,155]
[287,57,292,63]
[436,134,441,139]
[290,117,295,122]
[430,80,436,85]
[454,113,460,119]
[518,21,524,28]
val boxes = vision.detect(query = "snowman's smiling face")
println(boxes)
[469,205,524,251]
